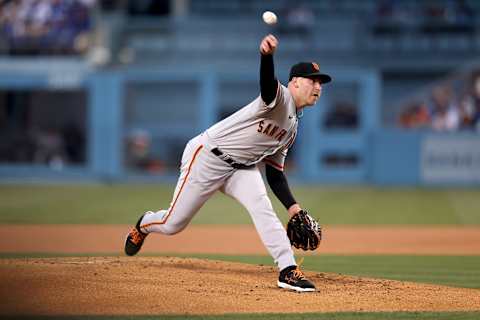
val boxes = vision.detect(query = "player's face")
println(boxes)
[297,77,322,106]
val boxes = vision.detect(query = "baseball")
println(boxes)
[262,11,277,25]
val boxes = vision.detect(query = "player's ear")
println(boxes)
[294,78,300,88]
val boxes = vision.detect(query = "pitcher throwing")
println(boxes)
[124,34,331,292]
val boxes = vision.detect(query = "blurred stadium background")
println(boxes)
[0,0,479,185]
[1,2,480,318]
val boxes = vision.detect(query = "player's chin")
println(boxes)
[309,96,319,105]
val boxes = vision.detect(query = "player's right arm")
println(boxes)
[259,34,279,105]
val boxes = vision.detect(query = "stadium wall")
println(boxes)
[0,61,479,186]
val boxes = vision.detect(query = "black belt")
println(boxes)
[211,148,253,169]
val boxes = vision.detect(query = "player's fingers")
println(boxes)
[260,41,272,54]
[269,34,278,43]
[266,41,275,51]
[260,34,278,54]
[260,42,268,54]
[266,34,278,46]
[266,38,277,51]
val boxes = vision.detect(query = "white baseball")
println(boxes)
[262,11,277,25]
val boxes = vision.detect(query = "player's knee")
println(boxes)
[161,222,186,235]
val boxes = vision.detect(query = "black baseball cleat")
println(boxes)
[277,265,316,292]
[124,214,148,256]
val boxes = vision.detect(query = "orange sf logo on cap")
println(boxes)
[311,62,319,71]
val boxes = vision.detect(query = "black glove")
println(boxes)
[286,210,322,250]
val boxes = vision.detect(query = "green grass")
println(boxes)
[5,312,480,320]
[0,184,479,225]
[1,185,479,320]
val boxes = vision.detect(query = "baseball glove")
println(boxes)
[286,210,322,250]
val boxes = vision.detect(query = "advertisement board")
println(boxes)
[421,136,480,184]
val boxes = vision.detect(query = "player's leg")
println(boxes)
[221,166,296,270]
[124,138,206,255]
[125,136,232,255]
[222,166,315,292]
[139,141,209,236]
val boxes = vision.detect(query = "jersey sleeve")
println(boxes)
[263,147,288,171]
[260,54,278,105]
[261,82,286,110]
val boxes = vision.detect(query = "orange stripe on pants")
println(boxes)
[141,145,203,228]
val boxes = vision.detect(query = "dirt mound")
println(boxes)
[1,257,480,316]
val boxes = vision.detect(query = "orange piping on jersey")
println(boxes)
[141,145,204,228]
[264,158,284,171]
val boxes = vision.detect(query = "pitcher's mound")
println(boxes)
[1,256,480,315]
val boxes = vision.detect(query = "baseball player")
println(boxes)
[125,34,331,292]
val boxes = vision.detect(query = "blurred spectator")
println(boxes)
[126,129,151,169]
[278,3,314,41]
[373,0,418,36]
[0,0,94,55]
[421,0,475,35]
[372,0,475,38]
[459,70,480,131]
[286,4,314,34]
[398,101,430,129]
[397,68,480,132]
[374,0,402,35]
[33,127,67,169]
[451,0,475,26]
[125,129,164,173]
[0,89,87,165]
[428,85,460,132]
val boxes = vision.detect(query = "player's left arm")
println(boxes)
[267,163,322,250]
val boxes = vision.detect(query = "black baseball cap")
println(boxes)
[289,62,332,83]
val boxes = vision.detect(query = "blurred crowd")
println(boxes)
[276,3,315,39]
[374,0,475,35]
[0,90,87,168]
[399,70,480,132]
[0,120,86,168]
[0,0,94,55]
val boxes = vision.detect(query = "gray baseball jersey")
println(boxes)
[205,82,298,170]
[138,81,299,271]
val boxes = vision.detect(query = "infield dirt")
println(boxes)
[2,225,480,255]
[1,225,480,316]
[1,256,480,316]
